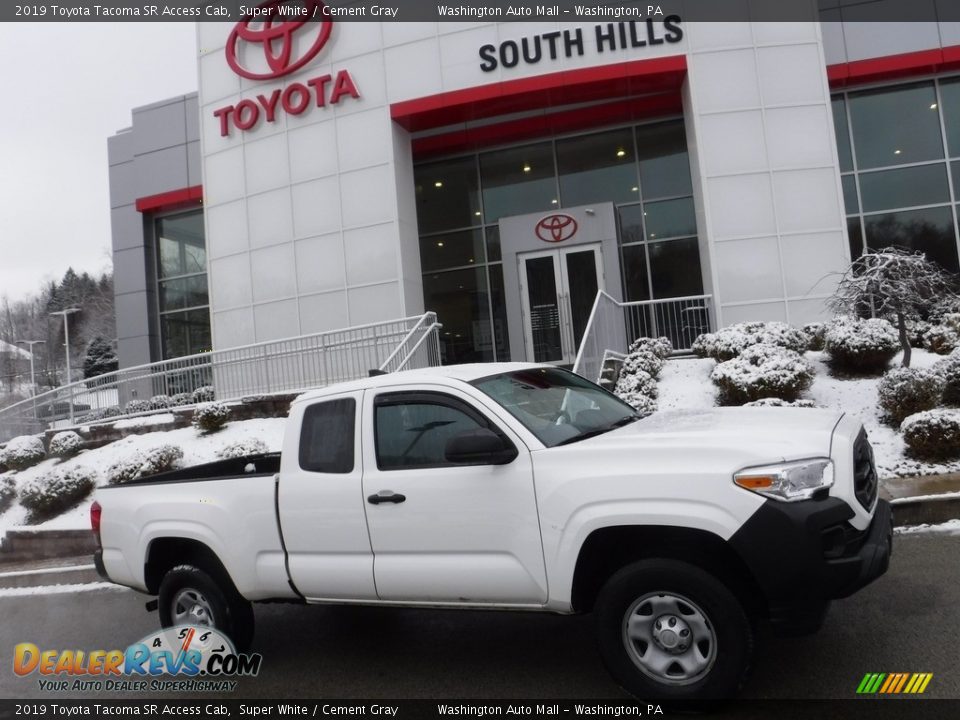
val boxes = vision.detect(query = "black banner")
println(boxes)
[0,699,956,720]
[4,0,960,23]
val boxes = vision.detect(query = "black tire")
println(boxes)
[594,559,753,702]
[158,564,255,651]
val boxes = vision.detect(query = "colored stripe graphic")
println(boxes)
[858,672,933,694]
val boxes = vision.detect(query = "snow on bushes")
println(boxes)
[192,386,215,403]
[692,322,808,361]
[49,431,84,459]
[150,395,172,410]
[19,467,97,523]
[743,398,819,408]
[1,435,45,471]
[621,337,671,379]
[171,392,193,407]
[0,476,16,514]
[923,324,959,355]
[216,438,269,459]
[824,316,900,374]
[711,343,815,405]
[124,399,152,415]
[106,445,184,485]
[803,323,827,351]
[934,350,960,406]
[193,402,231,434]
[614,369,658,417]
[902,409,960,461]
[876,367,943,426]
[78,406,123,424]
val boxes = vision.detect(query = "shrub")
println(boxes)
[629,336,672,359]
[19,467,97,523]
[193,402,231,434]
[124,399,152,415]
[106,445,183,485]
[876,367,943,426]
[923,325,959,355]
[216,439,269,460]
[2,436,46,471]
[711,343,815,405]
[934,350,960,406]
[824,316,900,374]
[691,322,809,362]
[49,431,84,459]
[803,323,827,351]
[905,319,932,347]
[171,392,193,407]
[614,369,658,418]
[149,395,172,410]
[139,445,184,476]
[743,398,819,408]
[0,476,16,514]
[621,346,664,379]
[192,386,215,403]
[902,409,960,461]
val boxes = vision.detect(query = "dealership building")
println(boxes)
[108,12,960,371]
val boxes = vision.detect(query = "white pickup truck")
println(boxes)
[93,363,891,700]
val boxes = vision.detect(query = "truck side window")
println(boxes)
[375,393,489,470]
[299,398,356,473]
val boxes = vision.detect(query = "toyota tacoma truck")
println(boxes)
[92,363,891,700]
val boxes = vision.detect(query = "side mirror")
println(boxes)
[444,428,518,465]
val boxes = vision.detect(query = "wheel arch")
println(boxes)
[570,525,766,617]
[144,537,236,596]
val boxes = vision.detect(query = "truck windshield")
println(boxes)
[471,367,640,448]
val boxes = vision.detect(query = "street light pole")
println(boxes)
[15,340,45,396]
[15,339,45,423]
[49,307,81,422]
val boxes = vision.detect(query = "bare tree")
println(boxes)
[828,247,959,368]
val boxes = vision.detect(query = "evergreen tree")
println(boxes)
[83,336,118,379]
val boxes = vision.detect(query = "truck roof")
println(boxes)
[293,362,544,404]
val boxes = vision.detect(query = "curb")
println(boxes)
[891,495,960,528]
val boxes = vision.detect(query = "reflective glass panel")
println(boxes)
[848,82,943,169]
[557,128,638,206]
[423,267,493,364]
[636,121,693,199]
[414,156,481,233]
[859,164,950,213]
[864,205,959,272]
[480,143,556,223]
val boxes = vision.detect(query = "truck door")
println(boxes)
[278,391,376,600]
[361,386,548,605]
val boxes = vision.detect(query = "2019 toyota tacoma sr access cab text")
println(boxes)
[92,363,892,700]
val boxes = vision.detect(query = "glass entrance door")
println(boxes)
[518,244,604,365]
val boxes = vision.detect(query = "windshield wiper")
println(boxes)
[555,414,641,446]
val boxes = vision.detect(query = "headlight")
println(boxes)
[733,459,834,502]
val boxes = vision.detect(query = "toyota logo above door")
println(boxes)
[535,214,579,243]
[225,0,333,80]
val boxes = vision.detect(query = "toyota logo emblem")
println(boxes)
[535,214,578,243]
[225,0,333,81]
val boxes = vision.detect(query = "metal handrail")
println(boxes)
[385,322,444,373]
[0,313,443,442]
[572,291,714,383]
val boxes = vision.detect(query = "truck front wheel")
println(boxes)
[158,564,255,651]
[594,559,753,701]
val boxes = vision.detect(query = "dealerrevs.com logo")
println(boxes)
[225,0,332,80]
[214,0,360,136]
[14,626,262,693]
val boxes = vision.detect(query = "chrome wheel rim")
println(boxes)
[171,588,215,627]
[621,591,717,686]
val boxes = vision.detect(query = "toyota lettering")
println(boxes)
[214,0,360,136]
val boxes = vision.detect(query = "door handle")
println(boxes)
[367,491,406,505]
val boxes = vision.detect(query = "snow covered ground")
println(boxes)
[657,348,957,479]
[0,418,286,531]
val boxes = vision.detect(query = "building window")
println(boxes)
[155,211,211,359]
[833,79,960,272]
[413,118,700,364]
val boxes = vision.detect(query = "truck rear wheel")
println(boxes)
[158,564,255,651]
[594,559,753,702]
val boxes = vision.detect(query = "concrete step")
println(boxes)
[0,562,99,590]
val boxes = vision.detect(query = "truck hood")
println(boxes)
[575,407,843,466]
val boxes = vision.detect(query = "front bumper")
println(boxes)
[729,497,892,634]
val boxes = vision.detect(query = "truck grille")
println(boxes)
[853,429,878,510]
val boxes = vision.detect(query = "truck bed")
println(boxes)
[120,452,281,486]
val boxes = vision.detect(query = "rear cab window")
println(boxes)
[299,397,356,473]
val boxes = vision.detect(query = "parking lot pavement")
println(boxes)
[0,533,956,701]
